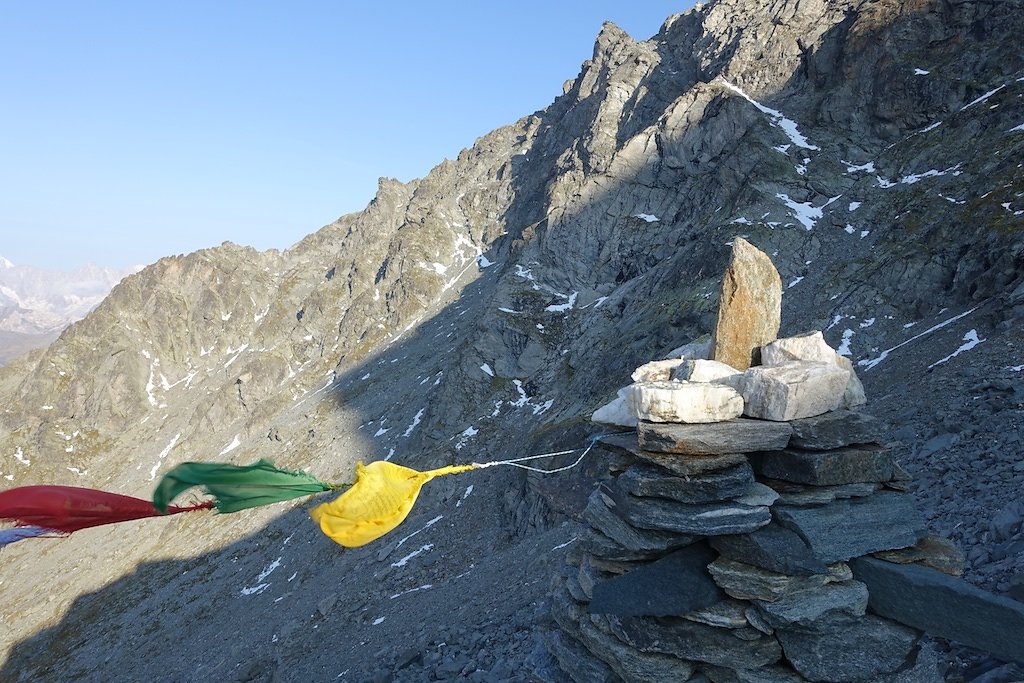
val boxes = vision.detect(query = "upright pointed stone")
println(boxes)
[711,238,782,370]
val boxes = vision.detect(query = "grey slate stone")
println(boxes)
[787,410,886,450]
[597,612,783,669]
[752,445,895,486]
[617,461,755,504]
[704,664,807,683]
[582,527,671,562]
[615,489,772,536]
[543,629,619,683]
[773,493,928,563]
[851,556,1024,665]
[583,487,696,553]
[707,557,852,601]
[870,642,941,682]
[639,418,792,455]
[590,542,724,617]
[752,580,869,628]
[776,615,919,683]
[763,479,880,507]
[598,433,749,475]
[683,599,751,629]
[710,523,829,576]
[577,613,698,683]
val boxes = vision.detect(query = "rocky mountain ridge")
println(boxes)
[1,0,1022,680]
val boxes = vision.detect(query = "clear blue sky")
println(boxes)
[1,2,687,271]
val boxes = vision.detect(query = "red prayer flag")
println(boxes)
[0,485,212,534]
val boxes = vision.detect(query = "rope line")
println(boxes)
[471,433,618,474]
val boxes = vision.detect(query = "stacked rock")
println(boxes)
[540,348,946,682]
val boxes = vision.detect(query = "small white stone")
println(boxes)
[738,361,850,421]
[629,380,744,424]
[672,359,742,383]
[631,359,685,382]
[592,387,638,427]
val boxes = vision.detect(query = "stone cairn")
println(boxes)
[536,239,1024,683]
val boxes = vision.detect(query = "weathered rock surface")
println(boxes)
[707,558,852,602]
[583,488,694,555]
[775,615,919,683]
[710,238,782,371]
[632,359,686,382]
[616,461,755,504]
[630,380,745,423]
[787,410,885,450]
[616,491,772,536]
[851,556,1024,665]
[589,543,724,617]
[710,523,828,576]
[737,362,850,421]
[639,418,792,455]
[599,433,750,476]
[871,535,965,576]
[752,446,895,486]
[774,493,928,563]
[752,580,869,628]
[761,480,880,507]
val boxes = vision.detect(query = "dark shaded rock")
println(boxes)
[707,557,851,601]
[597,612,783,669]
[752,580,868,628]
[589,556,652,575]
[704,664,806,682]
[583,488,696,553]
[773,493,927,563]
[617,461,755,504]
[752,445,895,486]
[577,556,610,600]
[851,556,1024,665]
[542,629,618,683]
[871,642,941,682]
[872,535,965,576]
[711,523,828,576]
[577,615,697,683]
[776,615,919,683]
[564,568,589,603]
[582,527,669,562]
[616,490,772,536]
[598,433,749,476]
[787,410,885,450]
[639,418,792,456]
[762,479,880,506]
[590,542,724,617]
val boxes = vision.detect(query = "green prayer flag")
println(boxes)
[153,459,337,514]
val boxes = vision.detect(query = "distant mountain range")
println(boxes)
[0,255,140,363]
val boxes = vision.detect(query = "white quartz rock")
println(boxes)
[629,380,744,424]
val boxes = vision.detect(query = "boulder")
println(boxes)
[630,380,744,423]
[710,237,782,370]
[672,359,743,383]
[632,358,685,382]
[761,331,866,408]
[591,386,637,427]
[736,361,850,421]
[639,418,792,455]
[787,409,885,450]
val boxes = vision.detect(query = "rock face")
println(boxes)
[711,238,782,371]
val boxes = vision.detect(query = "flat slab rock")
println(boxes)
[589,542,724,617]
[752,445,895,486]
[630,380,744,424]
[639,418,792,456]
[583,487,695,554]
[598,433,750,476]
[787,409,886,450]
[760,478,880,507]
[616,461,755,504]
[597,612,783,670]
[710,523,828,576]
[773,492,928,564]
[851,556,1024,664]
[752,580,868,628]
[611,488,771,536]
[872,535,965,576]
[707,557,852,602]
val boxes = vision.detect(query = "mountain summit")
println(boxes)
[1,1,1022,680]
